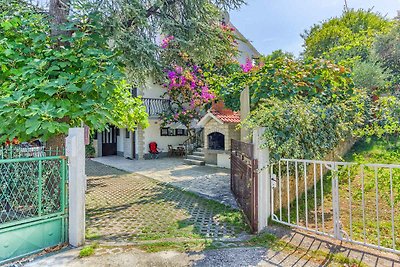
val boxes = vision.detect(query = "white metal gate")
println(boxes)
[270,159,400,254]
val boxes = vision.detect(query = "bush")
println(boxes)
[243,96,365,161]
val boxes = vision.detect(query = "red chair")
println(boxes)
[149,142,160,159]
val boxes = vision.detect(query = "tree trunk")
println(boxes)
[46,118,70,149]
[49,0,71,38]
[46,1,71,149]
[46,133,66,151]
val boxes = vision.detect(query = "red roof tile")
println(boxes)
[210,109,241,123]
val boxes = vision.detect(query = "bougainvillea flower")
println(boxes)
[161,35,174,49]
[240,57,254,73]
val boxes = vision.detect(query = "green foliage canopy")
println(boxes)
[302,9,392,65]
[373,22,400,86]
[214,55,354,111]
[76,0,245,83]
[213,52,400,160]
[243,96,365,160]
[0,1,149,142]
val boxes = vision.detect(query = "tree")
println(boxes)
[302,9,392,65]
[74,0,245,83]
[373,22,400,86]
[352,60,389,91]
[214,56,355,111]
[0,1,148,143]
[161,64,215,135]
[1,0,242,144]
[158,23,237,134]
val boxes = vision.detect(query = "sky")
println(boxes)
[230,0,400,56]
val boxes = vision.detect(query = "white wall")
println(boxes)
[143,119,188,154]
[237,39,258,65]
[116,128,125,153]
[123,130,135,159]
[140,79,166,98]
[217,153,230,168]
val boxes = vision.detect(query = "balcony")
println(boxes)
[142,98,171,117]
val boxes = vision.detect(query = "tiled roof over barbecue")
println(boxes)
[197,101,241,127]
[209,109,241,123]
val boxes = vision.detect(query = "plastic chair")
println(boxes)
[149,142,160,159]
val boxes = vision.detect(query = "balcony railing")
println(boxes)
[143,98,171,117]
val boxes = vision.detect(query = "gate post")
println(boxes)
[66,128,86,247]
[253,127,270,232]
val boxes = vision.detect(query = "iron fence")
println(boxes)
[270,158,400,255]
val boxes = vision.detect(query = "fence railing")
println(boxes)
[270,158,400,255]
[0,147,67,229]
[143,98,171,117]
[0,146,65,159]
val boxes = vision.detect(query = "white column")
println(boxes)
[66,128,86,247]
[253,127,270,232]
[240,87,250,141]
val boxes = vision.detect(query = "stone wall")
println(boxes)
[203,120,240,166]
[203,120,229,150]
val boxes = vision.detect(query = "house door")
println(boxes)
[102,126,117,156]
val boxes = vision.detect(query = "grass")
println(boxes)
[79,243,99,258]
[275,136,400,251]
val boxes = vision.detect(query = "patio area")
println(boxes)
[91,156,237,208]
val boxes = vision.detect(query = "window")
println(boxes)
[175,129,187,136]
[160,128,169,136]
[168,128,176,136]
[130,87,138,97]
[126,129,130,138]
[116,128,120,136]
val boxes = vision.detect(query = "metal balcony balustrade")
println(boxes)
[142,98,171,117]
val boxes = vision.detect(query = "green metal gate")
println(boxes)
[0,147,68,264]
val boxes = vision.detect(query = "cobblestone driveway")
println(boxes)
[85,160,247,243]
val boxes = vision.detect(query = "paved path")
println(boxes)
[85,160,245,242]
[23,245,322,267]
[91,156,237,208]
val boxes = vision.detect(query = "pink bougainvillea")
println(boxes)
[240,58,254,73]
[161,64,215,129]
[161,35,174,49]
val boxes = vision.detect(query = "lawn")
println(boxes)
[273,136,400,251]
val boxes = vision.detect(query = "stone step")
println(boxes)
[196,147,204,152]
[187,155,205,161]
[193,151,205,157]
[183,158,205,166]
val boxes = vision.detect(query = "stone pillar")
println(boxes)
[66,128,86,247]
[253,127,270,232]
[240,87,251,142]
[96,131,102,157]
[137,126,145,159]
